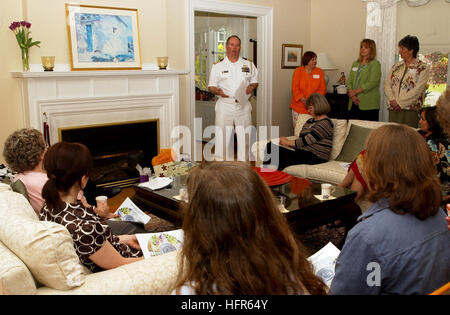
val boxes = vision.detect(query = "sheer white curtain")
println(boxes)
[362,0,400,121]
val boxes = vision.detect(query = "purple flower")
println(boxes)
[20,21,27,26]
[26,22,31,28]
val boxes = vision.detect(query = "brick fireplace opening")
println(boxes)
[59,119,159,189]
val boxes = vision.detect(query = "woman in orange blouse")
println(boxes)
[290,51,327,129]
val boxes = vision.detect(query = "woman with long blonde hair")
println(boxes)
[173,161,326,295]
[346,38,381,121]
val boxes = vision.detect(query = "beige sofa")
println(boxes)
[252,115,394,211]
[0,183,180,295]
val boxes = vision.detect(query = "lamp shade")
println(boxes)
[316,52,337,71]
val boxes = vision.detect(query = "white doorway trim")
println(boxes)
[187,0,273,134]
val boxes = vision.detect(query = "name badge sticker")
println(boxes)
[352,67,358,71]
[409,68,417,74]
[313,74,320,79]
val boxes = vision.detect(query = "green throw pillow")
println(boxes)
[336,124,374,162]
[10,179,30,202]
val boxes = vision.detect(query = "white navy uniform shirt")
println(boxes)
[208,56,258,105]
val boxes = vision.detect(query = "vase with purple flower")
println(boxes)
[9,20,41,71]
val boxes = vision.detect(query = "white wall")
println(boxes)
[397,0,450,54]
[310,0,367,91]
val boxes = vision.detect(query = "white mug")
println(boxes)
[179,186,188,202]
[95,195,108,207]
[321,183,335,199]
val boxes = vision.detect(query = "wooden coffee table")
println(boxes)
[271,177,361,241]
[132,174,361,247]
[132,175,187,227]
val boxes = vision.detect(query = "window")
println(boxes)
[423,52,448,106]
[213,28,227,63]
[195,27,230,95]
[195,32,208,91]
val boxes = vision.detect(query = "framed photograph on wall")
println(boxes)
[281,44,303,69]
[66,4,142,70]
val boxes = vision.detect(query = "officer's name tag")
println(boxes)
[352,67,358,71]
[313,74,320,79]
[222,70,229,74]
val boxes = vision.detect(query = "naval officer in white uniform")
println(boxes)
[208,35,258,161]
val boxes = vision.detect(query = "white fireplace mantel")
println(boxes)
[12,69,188,149]
[11,69,188,79]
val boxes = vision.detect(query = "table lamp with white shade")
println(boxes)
[316,52,337,90]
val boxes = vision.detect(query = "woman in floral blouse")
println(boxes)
[418,106,450,203]
[384,35,430,127]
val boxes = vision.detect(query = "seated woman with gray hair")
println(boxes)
[265,93,334,171]
[3,128,47,215]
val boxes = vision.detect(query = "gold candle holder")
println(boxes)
[156,57,168,70]
[41,56,55,71]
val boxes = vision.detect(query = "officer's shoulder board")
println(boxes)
[214,58,224,65]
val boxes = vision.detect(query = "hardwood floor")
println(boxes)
[107,187,135,213]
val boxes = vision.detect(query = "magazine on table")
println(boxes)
[110,197,151,226]
[136,229,184,259]
[308,242,341,288]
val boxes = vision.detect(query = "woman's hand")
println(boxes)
[105,212,120,219]
[351,95,360,105]
[94,203,110,219]
[118,234,142,250]
[348,89,356,98]
[390,100,402,112]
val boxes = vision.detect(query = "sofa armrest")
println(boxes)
[36,250,180,295]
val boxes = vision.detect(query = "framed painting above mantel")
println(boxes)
[66,4,142,70]
[281,44,303,69]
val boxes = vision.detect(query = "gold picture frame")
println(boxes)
[281,44,303,69]
[66,4,142,70]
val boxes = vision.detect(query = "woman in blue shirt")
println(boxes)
[330,124,450,295]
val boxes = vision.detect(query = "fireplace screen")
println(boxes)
[59,120,159,188]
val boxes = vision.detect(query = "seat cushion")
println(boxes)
[36,250,180,295]
[0,240,36,295]
[0,190,86,291]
